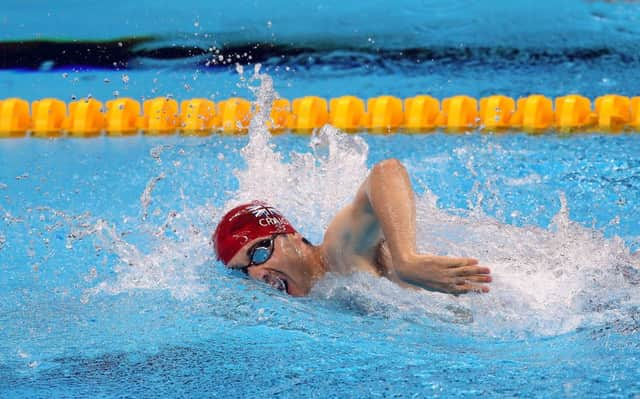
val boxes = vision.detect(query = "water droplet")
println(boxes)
[84,267,98,282]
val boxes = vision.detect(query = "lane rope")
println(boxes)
[1,94,639,137]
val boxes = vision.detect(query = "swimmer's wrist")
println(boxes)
[393,253,426,285]
[393,252,419,271]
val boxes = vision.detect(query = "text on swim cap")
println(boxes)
[258,216,287,227]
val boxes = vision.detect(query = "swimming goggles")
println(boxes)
[238,235,277,275]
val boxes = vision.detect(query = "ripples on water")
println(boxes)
[1,2,640,396]
[1,69,639,397]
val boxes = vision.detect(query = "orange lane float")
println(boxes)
[0,98,30,137]
[291,96,328,133]
[31,98,67,137]
[2,94,640,137]
[142,97,180,135]
[218,98,252,134]
[268,99,293,133]
[67,98,104,137]
[180,98,216,135]
[479,95,515,130]
[365,95,404,132]
[554,95,595,130]
[105,98,142,135]
[511,95,554,131]
[630,97,640,130]
[404,95,440,131]
[441,95,478,130]
[329,96,365,131]
[595,95,630,131]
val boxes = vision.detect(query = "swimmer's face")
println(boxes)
[226,233,316,296]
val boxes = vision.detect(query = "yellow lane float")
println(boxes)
[0,98,30,137]
[32,98,67,137]
[105,98,142,135]
[218,98,251,134]
[67,98,104,137]
[2,94,640,136]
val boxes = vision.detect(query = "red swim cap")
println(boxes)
[212,201,296,265]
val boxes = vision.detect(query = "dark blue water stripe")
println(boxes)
[2,38,640,71]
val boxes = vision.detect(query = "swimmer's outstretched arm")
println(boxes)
[361,158,491,294]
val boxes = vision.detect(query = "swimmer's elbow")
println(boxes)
[360,159,408,210]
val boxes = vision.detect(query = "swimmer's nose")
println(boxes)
[246,266,289,293]
[247,266,266,280]
[247,266,281,281]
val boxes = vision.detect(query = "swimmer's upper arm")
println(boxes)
[323,177,375,245]
[350,173,375,218]
[324,161,398,251]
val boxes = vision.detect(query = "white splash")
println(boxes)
[84,213,212,301]
[82,71,639,338]
[504,173,543,186]
[230,67,369,239]
[140,172,166,220]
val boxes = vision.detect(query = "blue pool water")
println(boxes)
[2,1,640,397]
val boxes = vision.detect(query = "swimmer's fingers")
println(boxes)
[450,273,492,294]
[450,265,491,277]
[439,256,478,268]
[457,274,492,283]
[451,280,490,294]
[454,274,492,288]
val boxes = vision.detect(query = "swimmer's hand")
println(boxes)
[395,254,492,295]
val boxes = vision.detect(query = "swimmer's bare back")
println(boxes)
[320,158,492,294]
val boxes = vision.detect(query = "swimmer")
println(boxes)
[212,158,492,296]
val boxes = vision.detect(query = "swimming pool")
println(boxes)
[2,1,640,397]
